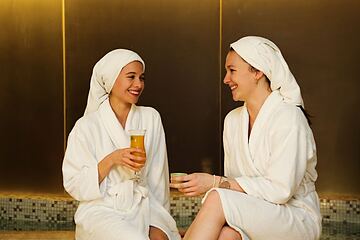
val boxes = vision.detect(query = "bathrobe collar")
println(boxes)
[243,90,283,159]
[98,98,141,149]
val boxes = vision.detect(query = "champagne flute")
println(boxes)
[129,129,146,183]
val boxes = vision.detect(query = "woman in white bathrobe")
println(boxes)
[171,36,322,240]
[62,49,181,240]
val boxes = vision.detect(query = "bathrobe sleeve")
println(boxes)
[236,108,311,204]
[62,120,103,201]
[146,110,170,210]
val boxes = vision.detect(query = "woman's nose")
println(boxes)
[133,78,143,87]
[223,72,230,84]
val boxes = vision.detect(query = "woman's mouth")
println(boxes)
[128,89,141,96]
[230,85,237,91]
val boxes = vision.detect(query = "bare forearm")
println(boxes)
[217,176,245,193]
[98,154,114,183]
[227,178,245,192]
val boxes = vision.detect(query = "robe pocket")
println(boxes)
[108,180,135,212]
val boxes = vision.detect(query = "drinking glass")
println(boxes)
[170,173,188,193]
[129,129,146,183]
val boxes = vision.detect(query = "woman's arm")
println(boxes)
[170,174,245,196]
[63,126,145,201]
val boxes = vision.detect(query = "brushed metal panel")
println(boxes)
[222,0,360,195]
[0,0,63,193]
[66,0,221,174]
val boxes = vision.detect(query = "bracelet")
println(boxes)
[219,177,230,189]
[218,176,223,188]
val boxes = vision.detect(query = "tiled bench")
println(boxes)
[0,192,359,239]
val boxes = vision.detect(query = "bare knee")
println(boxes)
[202,190,221,208]
[218,226,242,240]
[149,226,168,240]
[197,190,225,225]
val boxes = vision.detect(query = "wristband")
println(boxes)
[219,177,230,189]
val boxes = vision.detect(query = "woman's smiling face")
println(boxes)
[110,60,145,105]
[223,51,258,102]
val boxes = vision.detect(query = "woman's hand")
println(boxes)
[170,173,214,196]
[98,148,146,183]
[110,148,146,171]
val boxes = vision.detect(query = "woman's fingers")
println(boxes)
[129,148,146,156]
[121,159,138,171]
[171,173,194,184]
[123,151,146,164]
[170,178,197,191]
[122,156,145,171]
[183,191,201,197]
[170,181,188,189]
[179,186,198,194]
[111,148,146,171]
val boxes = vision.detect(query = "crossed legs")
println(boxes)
[183,190,242,240]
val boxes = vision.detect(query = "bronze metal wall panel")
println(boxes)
[65,0,221,174]
[222,0,360,195]
[0,0,63,192]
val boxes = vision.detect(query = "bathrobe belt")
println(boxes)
[108,180,149,213]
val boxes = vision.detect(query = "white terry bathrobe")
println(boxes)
[62,49,181,240]
[207,37,322,240]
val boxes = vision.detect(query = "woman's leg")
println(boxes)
[183,191,226,240]
[76,208,147,240]
[218,226,242,240]
[149,226,169,240]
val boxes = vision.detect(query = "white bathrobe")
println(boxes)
[210,91,322,240]
[62,99,181,240]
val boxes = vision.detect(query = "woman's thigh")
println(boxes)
[76,208,147,240]
[215,189,312,240]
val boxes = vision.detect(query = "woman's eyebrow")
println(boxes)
[125,72,137,75]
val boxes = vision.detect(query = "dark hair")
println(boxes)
[297,105,312,126]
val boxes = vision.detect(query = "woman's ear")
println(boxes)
[254,70,265,80]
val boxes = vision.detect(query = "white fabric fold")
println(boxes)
[108,180,149,212]
[230,36,304,107]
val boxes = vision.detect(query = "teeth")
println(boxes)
[129,90,140,95]
[230,85,237,90]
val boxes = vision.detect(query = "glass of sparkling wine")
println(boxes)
[129,129,146,183]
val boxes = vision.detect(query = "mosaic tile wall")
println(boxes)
[170,194,202,229]
[320,198,360,224]
[0,193,359,231]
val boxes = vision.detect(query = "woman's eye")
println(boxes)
[230,69,236,73]
[127,75,135,80]
[140,76,145,81]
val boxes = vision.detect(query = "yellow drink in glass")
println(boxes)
[130,135,145,156]
[129,130,146,182]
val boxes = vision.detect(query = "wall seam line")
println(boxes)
[219,0,223,174]
[62,0,67,154]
